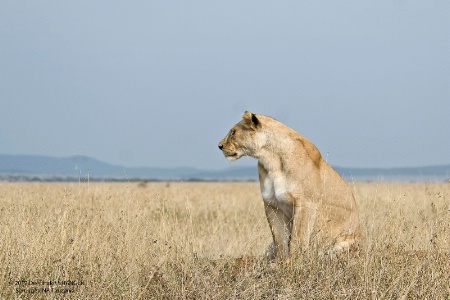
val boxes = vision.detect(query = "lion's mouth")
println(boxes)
[222,150,237,157]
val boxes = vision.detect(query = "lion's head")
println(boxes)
[218,111,262,161]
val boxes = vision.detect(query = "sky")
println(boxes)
[1,1,449,170]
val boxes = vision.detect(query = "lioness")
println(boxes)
[218,111,361,260]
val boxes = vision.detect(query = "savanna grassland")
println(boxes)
[0,181,449,299]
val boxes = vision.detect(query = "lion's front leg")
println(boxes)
[265,241,276,260]
[290,201,318,255]
[264,204,291,260]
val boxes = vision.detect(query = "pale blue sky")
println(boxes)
[1,1,449,169]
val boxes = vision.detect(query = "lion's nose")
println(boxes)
[218,144,223,150]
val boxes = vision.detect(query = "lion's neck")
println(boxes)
[255,150,284,173]
[253,129,297,173]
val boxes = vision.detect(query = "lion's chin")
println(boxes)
[225,152,241,162]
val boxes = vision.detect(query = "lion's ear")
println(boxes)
[242,111,260,129]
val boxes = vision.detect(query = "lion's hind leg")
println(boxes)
[328,231,363,258]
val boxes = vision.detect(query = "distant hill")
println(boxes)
[0,154,449,182]
[0,154,256,181]
[334,165,450,182]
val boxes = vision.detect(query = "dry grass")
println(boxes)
[0,181,449,299]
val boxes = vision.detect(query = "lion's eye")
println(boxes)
[230,129,235,136]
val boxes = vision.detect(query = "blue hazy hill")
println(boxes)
[0,154,449,182]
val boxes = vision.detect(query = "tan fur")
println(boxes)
[218,111,362,260]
